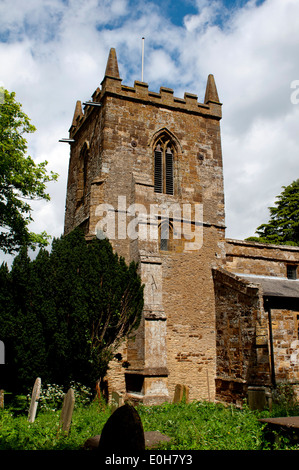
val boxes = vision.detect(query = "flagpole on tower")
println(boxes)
[141,37,145,82]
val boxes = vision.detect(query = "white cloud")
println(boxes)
[1,0,299,264]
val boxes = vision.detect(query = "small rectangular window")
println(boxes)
[287,265,297,280]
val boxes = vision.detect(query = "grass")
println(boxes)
[1,394,299,451]
[139,401,265,450]
[0,400,110,450]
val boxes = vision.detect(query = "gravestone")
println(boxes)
[173,384,189,403]
[0,340,4,364]
[111,390,124,413]
[28,377,41,423]
[60,388,75,434]
[98,403,145,453]
[247,386,267,411]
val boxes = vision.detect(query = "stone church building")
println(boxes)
[63,48,299,405]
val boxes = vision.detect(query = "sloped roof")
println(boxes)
[236,274,299,299]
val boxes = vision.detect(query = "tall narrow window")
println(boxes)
[165,147,174,195]
[159,221,173,252]
[160,222,169,251]
[154,137,174,195]
[154,144,163,193]
[82,147,88,198]
[76,141,89,207]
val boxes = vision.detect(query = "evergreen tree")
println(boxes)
[29,248,56,385]
[247,179,299,246]
[0,262,15,390]
[83,236,144,382]
[10,248,48,390]
[0,229,144,391]
[48,229,144,387]
[48,228,91,385]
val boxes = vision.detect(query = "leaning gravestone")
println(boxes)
[0,340,4,364]
[60,388,75,435]
[98,403,145,453]
[28,377,41,423]
[173,384,189,404]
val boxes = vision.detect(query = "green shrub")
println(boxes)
[271,382,299,416]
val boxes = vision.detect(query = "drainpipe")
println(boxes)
[265,297,276,388]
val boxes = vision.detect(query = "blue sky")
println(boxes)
[151,0,265,26]
[0,0,299,264]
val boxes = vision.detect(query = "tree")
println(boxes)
[0,262,16,390]
[10,248,48,389]
[0,229,144,391]
[0,88,58,254]
[247,179,299,246]
[47,229,144,386]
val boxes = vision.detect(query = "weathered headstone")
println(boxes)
[59,388,75,434]
[28,377,41,423]
[247,386,267,411]
[173,384,189,403]
[183,385,189,403]
[0,340,4,364]
[111,390,124,413]
[98,403,145,453]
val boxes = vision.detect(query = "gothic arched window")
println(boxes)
[154,136,174,195]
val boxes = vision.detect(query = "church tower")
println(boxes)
[64,48,226,403]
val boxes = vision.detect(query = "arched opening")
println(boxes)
[153,133,175,195]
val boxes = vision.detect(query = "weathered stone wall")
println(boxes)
[212,267,270,405]
[271,308,299,384]
[224,239,299,395]
[225,239,299,277]
[163,234,220,402]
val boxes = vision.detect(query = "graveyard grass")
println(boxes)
[1,390,299,450]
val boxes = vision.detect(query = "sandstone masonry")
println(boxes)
[63,48,299,405]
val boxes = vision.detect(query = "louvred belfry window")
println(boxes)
[154,144,163,193]
[154,138,174,195]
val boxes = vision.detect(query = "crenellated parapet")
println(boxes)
[69,48,222,138]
